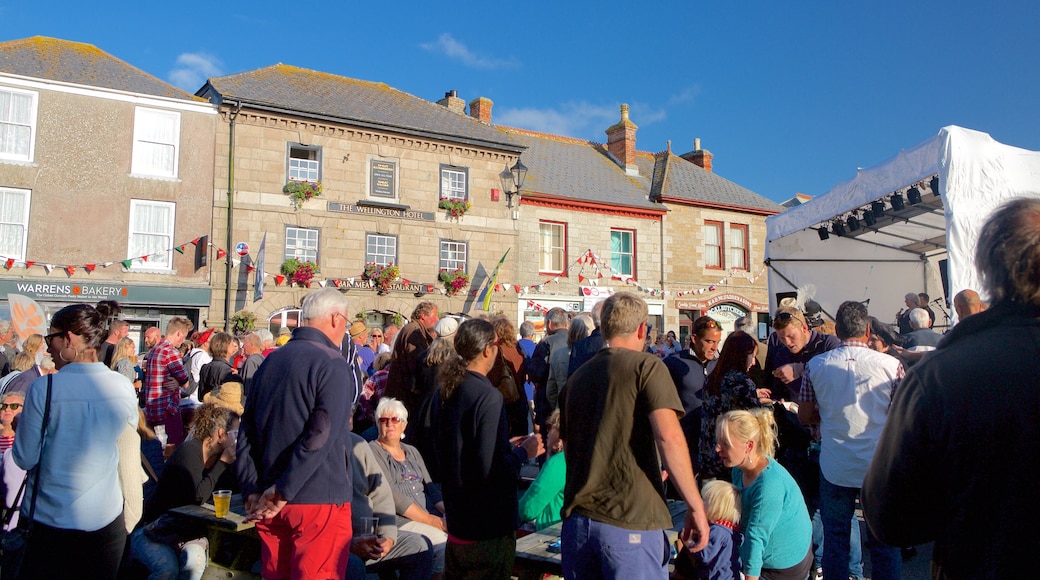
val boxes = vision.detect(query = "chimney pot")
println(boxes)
[437,90,466,114]
[468,97,494,124]
[606,104,639,175]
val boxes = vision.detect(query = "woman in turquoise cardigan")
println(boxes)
[716,408,813,580]
[518,409,566,530]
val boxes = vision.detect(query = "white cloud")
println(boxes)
[496,101,620,140]
[168,52,223,92]
[419,33,518,70]
[667,85,702,106]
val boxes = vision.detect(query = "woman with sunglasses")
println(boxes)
[12,302,138,579]
[369,396,447,577]
[0,391,24,453]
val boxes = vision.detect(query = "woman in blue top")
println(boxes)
[12,302,138,579]
[716,408,812,580]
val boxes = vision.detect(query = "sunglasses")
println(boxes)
[694,319,719,331]
[378,416,405,425]
[371,334,383,338]
[0,403,22,411]
[44,331,64,347]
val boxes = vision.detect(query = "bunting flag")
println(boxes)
[174,245,185,254]
[84,264,95,273]
[479,248,510,311]
[43,264,53,274]
[191,237,201,246]
[246,265,255,273]
[121,259,133,269]
[254,232,266,302]
[217,248,227,260]
[65,266,75,277]
[23,261,33,269]
[274,275,285,286]
[4,259,12,270]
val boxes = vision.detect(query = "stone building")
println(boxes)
[0,37,216,344]
[197,66,524,333]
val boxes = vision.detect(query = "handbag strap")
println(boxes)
[22,373,52,528]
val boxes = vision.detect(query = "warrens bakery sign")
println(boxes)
[0,280,210,306]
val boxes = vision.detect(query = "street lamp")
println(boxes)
[500,158,528,208]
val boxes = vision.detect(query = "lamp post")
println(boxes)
[500,158,528,209]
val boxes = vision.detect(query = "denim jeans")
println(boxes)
[812,508,863,579]
[562,514,670,580]
[130,527,207,580]
[819,476,900,580]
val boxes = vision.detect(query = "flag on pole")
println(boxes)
[253,232,266,302]
[480,248,510,311]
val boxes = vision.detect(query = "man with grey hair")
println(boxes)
[237,288,357,579]
[238,332,265,394]
[865,198,1040,577]
[798,301,903,580]
[529,307,570,438]
[895,292,920,334]
[901,308,941,351]
[255,328,275,356]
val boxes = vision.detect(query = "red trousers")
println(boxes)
[255,503,353,580]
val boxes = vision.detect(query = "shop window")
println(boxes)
[131,107,180,178]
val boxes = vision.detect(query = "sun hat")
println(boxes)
[349,320,369,339]
[203,381,245,415]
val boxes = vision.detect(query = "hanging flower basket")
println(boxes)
[281,258,319,287]
[362,262,400,295]
[284,180,323,210]
[438,197,472,220]
[230,310,257,336]
[439,268,471,296]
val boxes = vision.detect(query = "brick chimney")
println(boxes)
[680,137,713,172]
[437,90,466,114]
[469,97,493,123]
[605,104,639,176]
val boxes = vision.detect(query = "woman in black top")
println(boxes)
[197,332,236,400]
[435,318,543,580]
[130,403,239,580]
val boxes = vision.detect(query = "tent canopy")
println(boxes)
[765,125,1040,328]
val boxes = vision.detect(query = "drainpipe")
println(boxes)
[223,101,241,333]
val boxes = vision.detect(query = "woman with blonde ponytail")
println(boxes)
[715,408,812,580]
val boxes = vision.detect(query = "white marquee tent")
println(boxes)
[765,125,1040,329]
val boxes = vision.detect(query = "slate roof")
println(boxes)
[651,152,781,214]
[505,129,662,212]
[0,36,199,101]
[202,64,522,153]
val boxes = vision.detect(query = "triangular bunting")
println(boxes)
[4,259,13,270]
[121,259,133,269]
[65,266,76,277]
[191,237,201,246]
[84,264,96,273]
[274,275,285,286]
[24,261,34,269]
[43,264,53,274]
[217,249,227,260]
[142,255,149,262]
[174,245,185,254]
[246,265,255,273]
[578,275,585,283]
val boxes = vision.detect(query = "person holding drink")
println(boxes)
[130,403,240,580]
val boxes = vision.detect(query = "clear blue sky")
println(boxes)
[4,0,1038,203]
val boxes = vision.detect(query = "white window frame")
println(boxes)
[0,187,31,261]
[127,199,175,271]
[366,234,397,266]
[288,143,321,183]
[439,240,468,272]
[539,221,567,274]
[703,221,723,269]
[610,228,635,278]
[0,87,39,163]
[131,107,181,178]
[729,224,749,270]
[285,227,319,263]
[439,165,468,202]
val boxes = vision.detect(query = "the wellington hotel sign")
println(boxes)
[328,202,434,222]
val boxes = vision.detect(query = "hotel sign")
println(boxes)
[328,202,434,222]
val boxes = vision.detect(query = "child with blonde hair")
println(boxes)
[682,479,743,579]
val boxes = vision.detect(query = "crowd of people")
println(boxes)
[0,198,1036,579]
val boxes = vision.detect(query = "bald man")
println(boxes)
[953,289,985,321]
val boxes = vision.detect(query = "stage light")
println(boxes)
[863,210,877,227]
[832,221,846,237]
[872,200,886,218]
[930,175,939,196]
[891,193,905,211]
[907,186,922,205]
[847,214,860,232]
[817,227,829,241]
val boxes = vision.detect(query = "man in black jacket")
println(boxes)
[527,307,569,437]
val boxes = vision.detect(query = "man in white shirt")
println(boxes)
[797,301,903,580]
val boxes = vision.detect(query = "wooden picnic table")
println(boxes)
[169,493,255,532]
[169,494,262,576]
[513,500,688,579]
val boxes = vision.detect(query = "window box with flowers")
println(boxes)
[439,268,471,297]
[230,310,257,336]
[284,180,323,210]
[281,258,319,287]
[362,262,400,295]
[438,197,472,220]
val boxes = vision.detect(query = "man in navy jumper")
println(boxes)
[237,288,357,580]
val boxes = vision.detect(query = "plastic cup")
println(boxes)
[360,516,380,539]
[213,490,232,518]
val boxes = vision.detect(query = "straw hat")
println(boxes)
[349,320,369,339]
[203,381,245,415]
[278,326,292,336]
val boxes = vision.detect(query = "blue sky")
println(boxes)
[3,0,1038,203]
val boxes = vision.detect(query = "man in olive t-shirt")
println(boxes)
[559,292,709,579]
